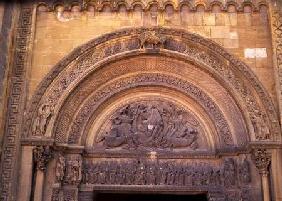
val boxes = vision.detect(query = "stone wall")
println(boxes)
[29,1,276,107]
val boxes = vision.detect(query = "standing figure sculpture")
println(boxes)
[55,153,65,183]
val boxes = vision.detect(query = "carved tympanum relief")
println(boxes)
[95,100,201,150]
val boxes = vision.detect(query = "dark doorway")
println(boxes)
[95,192,208,201]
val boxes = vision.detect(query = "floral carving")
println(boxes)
[33,146,53,171]
[252,148,271,175]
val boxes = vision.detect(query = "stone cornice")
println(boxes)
[34,0,270,13]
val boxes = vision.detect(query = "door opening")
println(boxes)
[95,192,208,201]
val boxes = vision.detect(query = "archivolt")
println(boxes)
[23,27,280,144]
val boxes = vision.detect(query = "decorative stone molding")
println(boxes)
[252,148,271,175]
[36,0,268,13]
[272,9,282,118]
[33,146,53,171]
[0,5,33,201]
[65,74,233,146]
[23,28,279,144]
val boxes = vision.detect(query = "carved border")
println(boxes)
[0,4,33,201]
[64,73,234,146]
[272,10,282,121]
[36,0,268,13]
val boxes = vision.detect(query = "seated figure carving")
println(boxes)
[96,101,200,150]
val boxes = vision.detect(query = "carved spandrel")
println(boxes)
[95,101,201,150]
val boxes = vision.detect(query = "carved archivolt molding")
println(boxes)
[64,73,233,147]
[24,28,279,145]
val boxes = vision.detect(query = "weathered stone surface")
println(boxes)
[0,1,281,201]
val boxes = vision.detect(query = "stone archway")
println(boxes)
[21,28,279,201]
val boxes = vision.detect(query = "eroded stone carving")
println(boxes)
[64,155,82,185]
[24,28,279,145]
[252,148,271,175]
[55,153,66,183]
[32,103,54,136]
[239,158,251,185]
[96,101,199,150]
[139,31,166,49]
[82,157,252,189]
[67,74,233,146]
[33,146,53,171]
[223,158,236,187]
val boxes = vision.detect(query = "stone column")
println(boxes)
[33,146,53,201]
[252,149,271,201]
[17,146,34,201]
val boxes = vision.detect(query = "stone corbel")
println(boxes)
[33,146,53,201]
[252,148,271,201]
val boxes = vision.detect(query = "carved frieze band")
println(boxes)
[81,158,251,188]
[36,0,267,13]
[65,74,233,146]
[23,28,279,144]
[0,5,33,201]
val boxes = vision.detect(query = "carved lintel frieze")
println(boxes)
[252,148,271,175]
[33,146,53,171]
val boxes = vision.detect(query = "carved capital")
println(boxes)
[33,146,53,171]
[252,149,271,175]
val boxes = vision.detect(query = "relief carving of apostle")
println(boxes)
[96,101,201,150]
